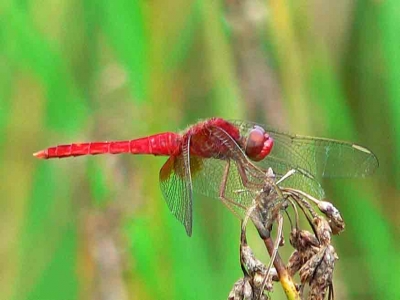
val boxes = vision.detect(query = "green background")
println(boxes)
[1,1,399,299]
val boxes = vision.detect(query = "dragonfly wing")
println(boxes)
[266,132,379,178]
[189,125,266,217]
[230,120,379,178]
[207,124,325,199]
[190,156,261,218]
[159,153,193,236]
[263,157,325,199]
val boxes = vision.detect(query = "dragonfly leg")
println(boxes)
[236,163,265,190]
[218,161,248,218]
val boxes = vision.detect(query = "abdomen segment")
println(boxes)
[33,132,181,159]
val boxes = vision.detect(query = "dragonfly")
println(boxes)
[33,118,379,236]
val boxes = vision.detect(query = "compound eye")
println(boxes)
[245,126,265,160]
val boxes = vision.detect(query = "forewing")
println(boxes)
[230,120,379,178]
[159,155,193,236]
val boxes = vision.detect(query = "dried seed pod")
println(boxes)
[287,250,302,277]
[301,245,338,300]
[313,216,332,245]
[287,227,320,277]
[241,244,268,278]
[268,268,279,282]
[228,277,253,300]
[286,215,339,299]
[290,227,320,251]
[253,272,273,296]
[240,243,273,298]
[317,200,345,235]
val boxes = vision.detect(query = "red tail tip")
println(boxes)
[33,150,48,159]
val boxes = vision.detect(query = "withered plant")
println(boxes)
[228,169,345,300]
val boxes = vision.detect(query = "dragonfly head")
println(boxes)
[244,125,274,161]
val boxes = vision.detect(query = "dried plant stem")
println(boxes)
[262,235,299,300]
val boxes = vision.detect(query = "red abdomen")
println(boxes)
[34,132,182,159]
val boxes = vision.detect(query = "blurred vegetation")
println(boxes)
[1,0,399,299]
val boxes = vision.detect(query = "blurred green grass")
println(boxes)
[1,1,399,299]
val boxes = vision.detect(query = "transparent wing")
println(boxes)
[190,125,276,217]
[231,120,379,179]
[263,158,325,199]
[159,154,193,236]
[191,156,262,217]
[191,151,325,204]
[190,124,326,215]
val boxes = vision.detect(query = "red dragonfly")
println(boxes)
[34,118,378,236]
